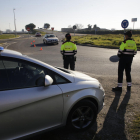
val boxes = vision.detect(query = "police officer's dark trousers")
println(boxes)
[118,56,133,84]
[63,55,75,70]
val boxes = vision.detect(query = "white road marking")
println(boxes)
[5,42,17,49]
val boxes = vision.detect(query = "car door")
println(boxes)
[0,56,63,140]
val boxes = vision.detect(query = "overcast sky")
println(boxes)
[0,0,139,31]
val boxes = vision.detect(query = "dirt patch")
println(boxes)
[26,74,140,140]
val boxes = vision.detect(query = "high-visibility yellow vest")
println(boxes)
[118,39,137,56]
[61,41,77,55]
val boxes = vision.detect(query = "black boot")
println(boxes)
[112,86,122,91]
[127,86,131,91]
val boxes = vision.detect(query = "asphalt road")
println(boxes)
[1,32,140,80]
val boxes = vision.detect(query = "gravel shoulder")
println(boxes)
[26,74,140,140]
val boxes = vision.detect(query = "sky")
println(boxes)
[0,0,140,31]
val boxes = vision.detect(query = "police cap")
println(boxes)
[124,30,132,37]
[65,33,71,40]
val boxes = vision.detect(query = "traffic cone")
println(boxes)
[31,42,32,45]
[40,47,43,51]
[33,40,35,42]
[34,44,36,47]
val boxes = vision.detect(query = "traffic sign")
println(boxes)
[26,27,30,31]
[51,27,54,31]
[73,25,76,30]
[132,18,137,29]
[121,20,129,29]
[132,18,137,22]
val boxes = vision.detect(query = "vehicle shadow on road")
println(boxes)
[94,91,131,140]
[30,43,46,47]
[109,55,119,62]
[25,122,97,140]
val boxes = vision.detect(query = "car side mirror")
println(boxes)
[45,75,53,86]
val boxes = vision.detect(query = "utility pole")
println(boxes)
[132,18,137,30]
[9,23,11,32]
[13,9,17,37]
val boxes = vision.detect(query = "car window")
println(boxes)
[46,35,55,38]
[0,60,10,91]
[2,58,49,90]
[50,35,55,37]
[53,73,70,84]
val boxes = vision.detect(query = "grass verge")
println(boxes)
[0,34,20,39]
[70,34,140,48]
[129,113,140,140]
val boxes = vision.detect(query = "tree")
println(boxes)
[88,24,92,29]
[25,23,36,31]
[93,24,97,29]
[75,24,84,29]
[44,23,50,29]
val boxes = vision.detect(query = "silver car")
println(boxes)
[0,48,105,140]
[43,34,59,45]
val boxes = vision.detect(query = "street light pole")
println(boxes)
[13,9,17,37]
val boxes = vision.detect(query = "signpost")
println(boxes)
[73,25,77,36]
[95,28,97,35]
[26,27,30,38]
[51,27,54,33]
[132,18,137,30]
[121,19,129,40]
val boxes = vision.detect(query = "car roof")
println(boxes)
[0,49,22,57]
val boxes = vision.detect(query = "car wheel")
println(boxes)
[67,100,97,131]
[43,40,46,44]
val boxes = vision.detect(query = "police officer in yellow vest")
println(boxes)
[112,31,137,92]
[61,33,77,70]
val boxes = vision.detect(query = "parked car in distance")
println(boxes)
[43,34,59,45]
[35,32,41,37]
[0,47,105,140]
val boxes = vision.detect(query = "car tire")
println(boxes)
[67,100,97,131]
[43,40,46,44]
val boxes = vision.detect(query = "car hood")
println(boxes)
[47,37,58,40]
[55,67,99,83]
[70,70,99,83]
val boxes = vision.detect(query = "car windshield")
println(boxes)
[46,35,55,38]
